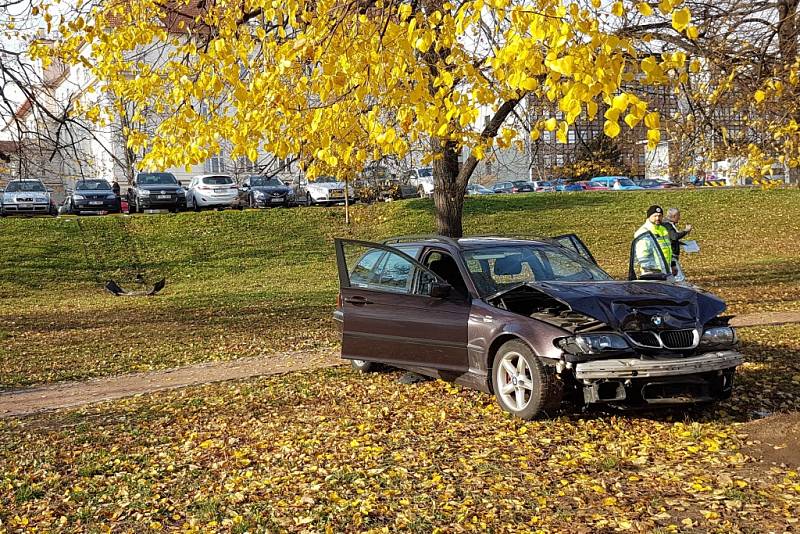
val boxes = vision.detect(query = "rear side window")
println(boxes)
[202,176,234,185]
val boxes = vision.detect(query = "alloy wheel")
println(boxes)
[496,350,534,411]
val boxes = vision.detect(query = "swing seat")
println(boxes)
[105,278,166,296]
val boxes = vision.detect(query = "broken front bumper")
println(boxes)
[574,350,743,405]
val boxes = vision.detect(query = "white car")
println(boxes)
[292,176,355,205]
[1,179,55,216]
[406,167,434,197]
[186,174,239,210]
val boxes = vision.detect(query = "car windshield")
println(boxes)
[462,244,612,297]
[138,173,177,185]
[5,181,45,192]
[76,180,112,191]
[250,177,284,187]
[417,168,433,177]
[539,181,553,187]
[512,181,530,186]
[201,175,233,185]
[618,178,636,186]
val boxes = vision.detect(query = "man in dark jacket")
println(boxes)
[664,207,692,281]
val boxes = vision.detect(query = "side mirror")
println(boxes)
[429,282,452,298]
[46,187,53,193]
[241,183,250,189]
[178,180,183,187]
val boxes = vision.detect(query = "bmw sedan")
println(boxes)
[333,233,742,419]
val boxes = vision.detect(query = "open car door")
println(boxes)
[334,239,471,371]
[551,233,598,266]
[629,231,670,281]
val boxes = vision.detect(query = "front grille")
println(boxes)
[661,329,696,349]
[626,329,698,350]
[627,331,660,347]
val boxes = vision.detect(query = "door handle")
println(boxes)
[344,296,372,305]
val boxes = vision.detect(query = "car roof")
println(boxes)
[383,235,553,251]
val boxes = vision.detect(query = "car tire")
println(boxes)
[193,195,201,212]
[417,186,426,198]
[351,359,379,373]
[306,193,313,206]
[492,340,562,420]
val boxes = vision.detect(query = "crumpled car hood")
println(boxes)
[494,281,726,330]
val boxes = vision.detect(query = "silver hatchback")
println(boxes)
[186,174,239,210]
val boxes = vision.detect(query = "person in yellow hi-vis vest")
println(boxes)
[633,205,673,276]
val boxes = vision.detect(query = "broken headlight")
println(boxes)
[559,333,631,355]
[699,326,737,348]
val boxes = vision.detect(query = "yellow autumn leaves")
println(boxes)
[37,0,702,174]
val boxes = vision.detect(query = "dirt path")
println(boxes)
[0,350,341,418]
[729,310,800,328]
[1,310,798,419]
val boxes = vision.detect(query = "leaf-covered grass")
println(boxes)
[0,325,798,532]
[1,188,799,387]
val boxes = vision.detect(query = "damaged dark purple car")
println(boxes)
[334,234,742,420]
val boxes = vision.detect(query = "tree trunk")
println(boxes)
[777,0,799,184]
[432,139,463,237]
[430,97,523,237]
[777,0,799,64]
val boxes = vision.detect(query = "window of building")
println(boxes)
[205,155,226,173]
[237,157,258,174]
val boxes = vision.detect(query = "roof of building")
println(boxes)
[0,140,19,162]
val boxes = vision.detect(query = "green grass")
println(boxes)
[1,188,799,386]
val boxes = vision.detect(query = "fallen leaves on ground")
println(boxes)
[1,327,799,532]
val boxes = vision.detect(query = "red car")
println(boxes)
[578,181,608,190]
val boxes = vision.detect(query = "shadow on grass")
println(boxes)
[692,258,800,286]
[401,192,618,216]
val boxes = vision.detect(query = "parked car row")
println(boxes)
[0,172,687,218]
